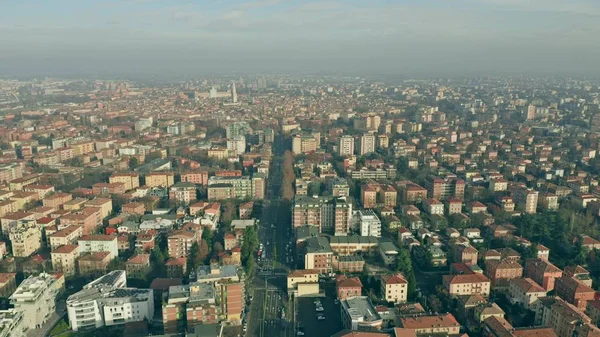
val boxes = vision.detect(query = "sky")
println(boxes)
[1,0,599,77]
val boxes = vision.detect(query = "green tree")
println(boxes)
[396,248,417,299]
[187,242,200,272]
[128,157,139,170]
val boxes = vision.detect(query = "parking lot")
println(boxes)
[296,286,342,337]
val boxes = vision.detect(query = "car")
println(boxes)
[296,331,305,336]
[316,306,324,312]
[317,315,326,320]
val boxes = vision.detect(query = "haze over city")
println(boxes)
[2,0,600,77]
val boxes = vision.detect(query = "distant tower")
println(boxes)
[232,82,238,103]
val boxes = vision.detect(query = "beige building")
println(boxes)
[360,133,376,155]
[287,269,319,296]
[51,245,79,276]
[10,273,64,330]
[63,198,88,211]
[109,173,140,191]
[443,273,491,297]
[512,187,539,214]
[48,225,83,250]
[9,221,41,257]
[380,273,408,304]
[43,192,73,209]
[509,278,547,310]
[338,135,355,156]
[145,172,175,187]
[84,198,113,219]
[78,252,112,276]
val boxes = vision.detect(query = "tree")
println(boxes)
[213,242,224,254]
[198,239,210,262]
[128,157,139,170]
[427,294,443,313]
[396,248,417,299]
[187,242,200,273]
[150,248,166,279]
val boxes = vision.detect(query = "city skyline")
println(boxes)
[1,0,600,77]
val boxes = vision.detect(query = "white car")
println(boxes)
[296,331,305,336]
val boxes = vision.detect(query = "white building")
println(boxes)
[10,273,63,330]
[0,309,28,337]
[360,133,376,156]
[340,296,383,331]
[227,135,246,156]
[78,235,119,260]
[353,210,382,237]
[66,271,154,331]
[338,135,355,156]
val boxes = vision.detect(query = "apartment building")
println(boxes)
[0,309,28,337]
[525,258,563,291]
[78,252,112,276]
[207,175,265,200]
[10,273,64,329]
[334,255,365,273]
[287,269,319,296]
[338,135,355,156]
[360,133,376,155]
[535,296,597,337]
[425,176,465,200]
[66,271,154,331]
[48,225,82,250]
[508,278,547,310]
[0,273,17,298]
[304,236,333,273]
[84,198,113,219]
[555,276,595,310]
[169,182,197,204]
[361,183,397,209]
[109,173,140,191]
[353,210,382,237]
[168,224,203,258]
[336,275,363,300]
[402,183,428,203]
[292,134,319,154]
[180,171,209,185]
[9,220,41,257]
[443,273,491,297]
[92,182,126,196]
[398,313,460,336]
[43,192,73,209]
[125,254,151,280]
[60,209,102,235]
[329,236,379,256]
[512,187,539,214]
[122,202,145,216]
[340,296,382,331]
[145,172,175,187]
[485,260,524,289]
[423,198,444,215]
[51,245,79,276]
[380,273,408,304]
[78,235,119,259]
[292,195,352,235]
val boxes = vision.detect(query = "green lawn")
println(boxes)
[49,318,74,337]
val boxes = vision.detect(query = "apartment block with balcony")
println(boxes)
[10,273,64,329]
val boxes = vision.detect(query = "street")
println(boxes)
[247,135,296,337]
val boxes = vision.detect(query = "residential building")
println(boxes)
[336,275,363,300]
[329,236,379,256]
[555,276,595,310]
[168,223,202,258]
[534,296,595,337]
[508,278,547,310]
[109,173,140,191]
[78,252,112,276]
[10,273,64,329]
[525,258,563,291]
[169,182,197,204]
[8,220,41,257]
[0,273,17,298]
[443,273,491,297]
[92,182,126,196]
[287,269,319,296]
[48,225,82,250]
[292,195,352,235]
[353,210,382,237]
[0,309,28,337]
[126,254,151,280]
[66,271,154,331]
[379,241,399,266]
[380,273,408,304]
[145,172,175,187]
[60,208,102,235]
[423,198,444,215]
[207,175,265,200]
[51,245,79,276]
[78,235,119,259]
[43,192,73,209]
[341,296,382,331]
[397,313,460,336]
[304,236,333,273]
[425,176,465,200]
[485,260,524,289]
[512,187,539,214]
[334,255,365,273]
[339,135,355,156]
[360,133,376,155]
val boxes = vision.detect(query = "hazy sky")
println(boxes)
[1,0,600,77]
